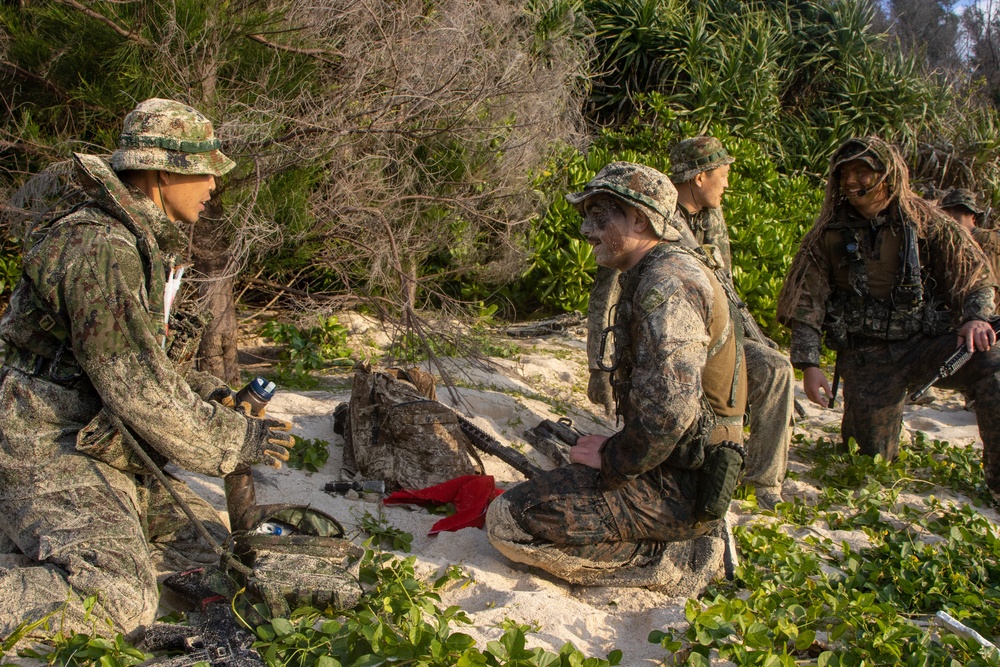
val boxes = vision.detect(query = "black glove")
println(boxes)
[206,385,238,409]
[242,416,294,469]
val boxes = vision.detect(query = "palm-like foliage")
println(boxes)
[584,0,1000,194]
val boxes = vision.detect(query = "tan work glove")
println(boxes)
[207,386,269,418]
[237,400,268,419]
[207,386,238,408]
[241,415,295,469]
[587,370,614,416]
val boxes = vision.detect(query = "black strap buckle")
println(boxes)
[48,342,83,386]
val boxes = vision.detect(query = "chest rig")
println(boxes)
[823,206,945,349]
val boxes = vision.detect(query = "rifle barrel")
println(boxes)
[908,318,1000,402]
[457,415,543,478]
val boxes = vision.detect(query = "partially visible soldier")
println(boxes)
[777,137,1000,493]
[488,162,746,593]
[0,99,294,637]
[586,137,794,510]
[942,188,1000,280]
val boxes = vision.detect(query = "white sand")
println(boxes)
[169,327,992,666]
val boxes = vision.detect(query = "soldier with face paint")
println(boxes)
[777,137,1000,495]
[487,162,746,592]
[0,99,294,637]
[587,138,794,510]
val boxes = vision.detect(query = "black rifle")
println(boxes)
[139,602,262,667]
[457,414,544,479]
[909,318,1000,402]
[523,418,583,467]
[714,268,807,419]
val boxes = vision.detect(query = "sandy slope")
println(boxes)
[168,324,994,666]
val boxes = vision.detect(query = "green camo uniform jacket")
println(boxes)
[0,153,247,478]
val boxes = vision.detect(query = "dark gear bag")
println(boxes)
[694,441,747,523]
[107,412,364,634]
[341,362,484,491]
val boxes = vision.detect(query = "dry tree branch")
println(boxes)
[0,60,73,102]
[51,0,154,48]
[245,33,343,62]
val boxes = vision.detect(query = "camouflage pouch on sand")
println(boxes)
[232,505,364,619]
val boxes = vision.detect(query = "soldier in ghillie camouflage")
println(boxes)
[777,137,1000,492]
[941,188,1000,282]
[0,99,293,637]
[487,162,746,594]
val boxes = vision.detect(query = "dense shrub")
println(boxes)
[507,120,823,339]
[502,0,999,333]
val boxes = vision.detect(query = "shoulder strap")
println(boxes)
[894,221,924,307]
[841,226,870,298]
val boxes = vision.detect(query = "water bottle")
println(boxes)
[226,377,277,532]
[255,521,295,536]
[234,377,276,417]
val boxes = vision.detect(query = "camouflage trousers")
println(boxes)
[839,334,1000,488]
[743,340,795,490]
[0,368,227,639]
[495,463,712,563]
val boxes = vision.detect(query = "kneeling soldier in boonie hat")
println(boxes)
[0,99,296,637]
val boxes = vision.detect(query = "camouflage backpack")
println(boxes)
[340,362,484,490]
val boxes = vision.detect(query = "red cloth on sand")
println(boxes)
[383,475,503,534]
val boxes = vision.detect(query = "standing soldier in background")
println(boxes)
[489,162,746,593]
[777,137,1000,495]
[941,188,1000,280]
[0,99,293,637]
[587,137,794,510]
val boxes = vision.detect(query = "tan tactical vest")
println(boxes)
[824,220,905,300]
[611,244,746,448]
[692,259,747,444]
[820,207,940,347]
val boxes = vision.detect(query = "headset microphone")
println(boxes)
[847,171,887,199]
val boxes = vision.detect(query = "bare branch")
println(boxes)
[51,0,154,48]
[245,33,343,62]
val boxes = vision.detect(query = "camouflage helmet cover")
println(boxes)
[830,136,889,176]
[565,161,680,240]
[941,188,982,215]
[110,98,235,177]
[669,136,735,183]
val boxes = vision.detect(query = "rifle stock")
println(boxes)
[457,415,543,478]
[523,418,583,467]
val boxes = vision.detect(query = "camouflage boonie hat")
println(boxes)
[565,162,679,240]
[941,188,982,215]
[110,98,235,177]
[669,137,735,183]
[830,137,889,175]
